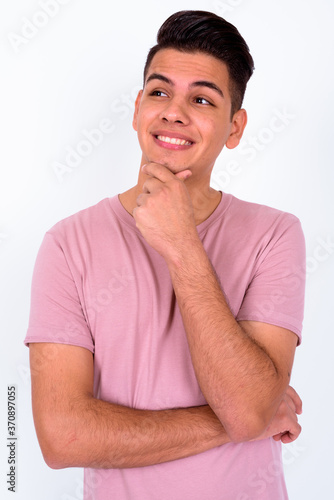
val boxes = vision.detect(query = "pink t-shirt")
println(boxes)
[25,193,306,500]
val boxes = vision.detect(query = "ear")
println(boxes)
[132,90,143,132]
[226,108,247,150]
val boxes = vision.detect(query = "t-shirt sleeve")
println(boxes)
[236,215,306,344]
[24,231,94,352]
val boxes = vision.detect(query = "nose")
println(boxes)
[159,97,190,125]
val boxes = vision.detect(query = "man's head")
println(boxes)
[143,10,254,119]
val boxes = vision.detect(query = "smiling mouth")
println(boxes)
[156,135,193,146]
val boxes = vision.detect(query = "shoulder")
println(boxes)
[44,197,120,248]
[213,194,306,264]
[228,194,299,224]
[225,194,303,238]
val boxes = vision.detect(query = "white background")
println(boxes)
[1,0,333,498]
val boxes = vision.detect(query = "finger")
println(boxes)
[132,203,146,223]
[281,433,294,444]
[142,177,163,194]
[175,170,192,181]
[142,162,176,183]
[281,426,301,444]
[282,421,302,444]
[135,192,148,207]
[286,386,303,414]
[142,162,192,183]
[284,393,297,413]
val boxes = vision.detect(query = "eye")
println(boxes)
[194,97,212,105]
[150,90,168,97]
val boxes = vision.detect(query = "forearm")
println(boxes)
[131,162,296,441]
[168,238,286,441]
[38,398,228,469]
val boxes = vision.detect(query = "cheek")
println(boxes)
[134,105,156,136]
[202,120,229,155]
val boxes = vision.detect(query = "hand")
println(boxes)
[133,162,198,262]
[255,386,302,444]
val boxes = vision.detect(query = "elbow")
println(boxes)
[43,451,67,470]
[34,416,79,470]
[41,435,80,470]
[216,409,269,444]
[39,437,75,470]
[41,436,75,470]
[226,422,264,443]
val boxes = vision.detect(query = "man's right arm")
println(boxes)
[30,342,228,469]
[29,342,301,470]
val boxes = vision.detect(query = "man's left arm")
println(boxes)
[134,162,302,443]
[168,252,298,443]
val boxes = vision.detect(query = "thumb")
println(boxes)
[175,169,192,181]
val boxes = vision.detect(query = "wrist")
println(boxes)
[165,232,205,272]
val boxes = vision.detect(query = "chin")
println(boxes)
[163,163,179,173]
[144,154,190,175]
[158,160,186,173]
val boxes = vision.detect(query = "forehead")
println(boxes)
[146,48,230,90]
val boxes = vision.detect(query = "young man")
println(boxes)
[25,11,305,499]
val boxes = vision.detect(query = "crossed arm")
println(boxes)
[29,162,303,469]
[30,343,301,470]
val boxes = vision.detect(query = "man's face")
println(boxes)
[133,48,246,180]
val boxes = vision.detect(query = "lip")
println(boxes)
[151,130,195,150]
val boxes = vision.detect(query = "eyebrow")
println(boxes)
[145,73,224,99]
[146,73,172,86]
[190,81,224,99]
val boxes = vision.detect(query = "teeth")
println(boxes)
[157,135,192,146]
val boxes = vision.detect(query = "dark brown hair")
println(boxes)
[143,10,254,118]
